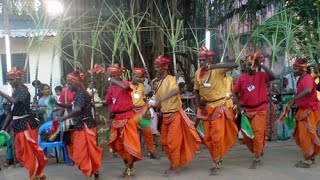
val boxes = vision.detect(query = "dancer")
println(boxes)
[59,71,102,180]
[106,64,142,178]
[0,67,48,180]
[233,52,276,169]
[130,67,158,159]
[152,55,202,177]
[194,46,238,175]
[57,74,76,164]
[288,58,320,168]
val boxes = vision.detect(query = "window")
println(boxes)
[1,53,30,85]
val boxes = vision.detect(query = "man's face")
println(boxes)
[67,81,77,92]
[155,66,164,78]
[245,63,256,74]
[293,67,301,77]
[199,58,208,68]
[132,74,142,83]
[7,78,17,88]
[110,74,121,81]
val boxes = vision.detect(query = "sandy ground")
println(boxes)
[1,140,320,180]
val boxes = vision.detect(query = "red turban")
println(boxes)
[132,67,146,77]
[245,52,265,69]
[107,64,122,75]
[154,55,170,69]
[120,66,127,74]
[6,67,26,79]
[293,58,308,71]
[198,46,214,60]
[67,70,85,85]
[88,64,106,74]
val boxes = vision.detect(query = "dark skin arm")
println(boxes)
[0,90,18,131]
[233,93,253,118]
[59,106,81,122]
[0,113,12,131]
[207,62,239,70]
[55,102,72,109]
[232,93,244,113]
[0,91,18,105]
[110,79,130,89]
[287,88,312,107]
[57,107,65,117]
[259,64,277,80]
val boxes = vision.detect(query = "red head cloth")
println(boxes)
[88,64,106,74]
[107,64,122,75]
[67,70,84,85]
[132,67,146,77]
[198,46,215,60]
[6,67,26,79]
[154,55,170,69]
[293,58,308,72]
[245,52,265,69]
[120,66,127,74]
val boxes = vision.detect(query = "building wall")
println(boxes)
[0,37,62,98]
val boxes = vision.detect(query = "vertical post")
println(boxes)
[3,0,12,94]
[205,0,211,50]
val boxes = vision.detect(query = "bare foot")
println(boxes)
[163,167,180,177]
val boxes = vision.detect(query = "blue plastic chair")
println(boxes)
[38,121,71,165]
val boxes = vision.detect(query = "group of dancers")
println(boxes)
[0,46,319,180]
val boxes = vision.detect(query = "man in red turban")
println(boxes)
[0,67,48,180]
[59,71,102,179]
[56,70,83,165]
[194,46,239,175]
[106,64,142,178]
[152,55,202,177]
[288,58,320,168]
[233,52,276,169]
[154,55,170,70]
[130,67,158,159]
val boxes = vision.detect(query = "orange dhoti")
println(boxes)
[242,110,267,157]
[293,109,320,159]
[14,124,48,180]
[139,127,155,153]
[108,117,142,162]
[197,106,238,163]
[73,125,103,176]
[160,109,201,169]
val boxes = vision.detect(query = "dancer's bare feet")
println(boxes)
[119,167,134,178]
[163,167,180,177]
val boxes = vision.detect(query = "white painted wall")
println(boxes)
[0,37,62,98]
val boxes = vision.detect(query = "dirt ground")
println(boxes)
[1,139,320,180]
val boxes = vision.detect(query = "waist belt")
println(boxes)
[133,107,142,111]
[13,114,30,120]
[242,101,267,109]
[82,117,91,121]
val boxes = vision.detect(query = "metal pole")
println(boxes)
[3,0,12,94]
